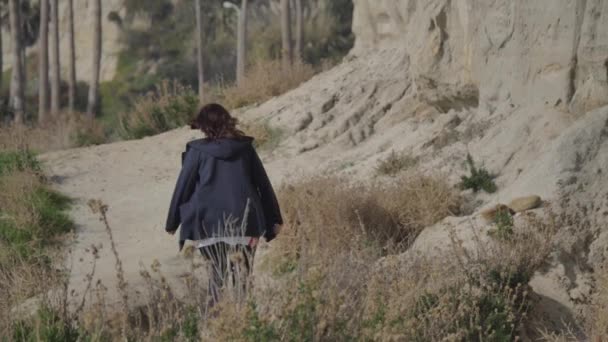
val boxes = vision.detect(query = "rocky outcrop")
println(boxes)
[352,0,608,116]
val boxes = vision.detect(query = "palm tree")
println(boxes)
[8,0,24,124]
[67,0,76,113]
[38,0,49,123]
[195,0,204,103]
[280,0,292,66]
[236,0,248,86]
[49,0,60,114]
[86,0,101,118]
[294,0,303,61]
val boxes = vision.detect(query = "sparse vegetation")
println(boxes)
[375,150,418,176]
[0,162,595,341]
[460,154,497,193]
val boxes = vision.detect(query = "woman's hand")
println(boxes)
[167,229,177,236]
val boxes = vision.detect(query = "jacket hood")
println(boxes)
[187,137,254,160]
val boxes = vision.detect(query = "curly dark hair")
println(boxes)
[190,103,245,139]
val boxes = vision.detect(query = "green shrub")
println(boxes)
[243,302,280,342]
[489,208,514,240]
[118,81,199,139]
[460,154,497,193]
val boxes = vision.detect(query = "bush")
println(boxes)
[375,150,419,176]
[489,207,514,240]
[460,154,497,193]
[118,80,199,139]
[241,121,284,151]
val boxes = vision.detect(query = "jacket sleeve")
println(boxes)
[251,147,283,241]
[166,146,200,232]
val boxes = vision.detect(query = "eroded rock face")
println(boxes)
[352,0,608,115]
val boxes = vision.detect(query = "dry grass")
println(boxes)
[0,113,107,153]
[206,176,557,341]
[220,60,316,110]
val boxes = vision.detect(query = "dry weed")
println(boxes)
[382,174,462,245]
[588,262,608,339]
[220,60,316,109]
[0,113,107,152]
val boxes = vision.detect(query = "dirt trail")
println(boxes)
[40,127,283,307]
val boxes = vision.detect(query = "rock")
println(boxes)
[508,195,542,213]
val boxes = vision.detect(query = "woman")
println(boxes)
[165,103,283,305]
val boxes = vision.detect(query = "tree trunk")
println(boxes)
[195,0,204,103]
[280,0,292,66]
[8,0,24,124]
[19,2,25,95]
[50,0,61,114]
[0,14,3,90]
[294,0,303,61]
[236,0,248,86]
[38,0,49,123]
[86,0,101,118]
[67,0,76,113]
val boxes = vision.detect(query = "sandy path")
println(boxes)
[40,128,247,307]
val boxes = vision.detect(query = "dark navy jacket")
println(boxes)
[165,137,283,250]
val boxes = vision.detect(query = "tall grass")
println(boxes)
[0,150,74,336]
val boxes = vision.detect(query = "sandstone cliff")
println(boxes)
[352,0,608,117]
